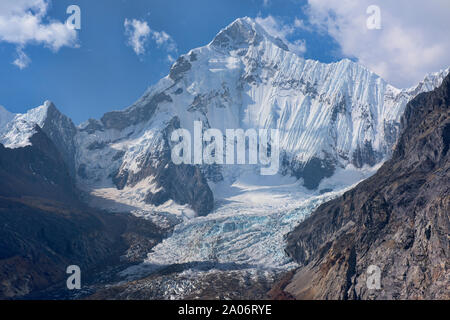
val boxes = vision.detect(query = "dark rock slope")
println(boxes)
[0,125,77,203]
[0,129,168,299]
[281,73,450,300]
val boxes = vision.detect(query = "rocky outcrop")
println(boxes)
[101,92,173,131]
[0,125,77,203]
[291,157,336,190]
[281,73,450,300]
[39,102,78,177]
[112,117,214,216]
[0,194,170,299]
[169,57,192,81]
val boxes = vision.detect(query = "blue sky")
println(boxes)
[0,0,449,124]
[0,0,339,124]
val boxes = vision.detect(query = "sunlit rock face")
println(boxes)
[283,73,450,300]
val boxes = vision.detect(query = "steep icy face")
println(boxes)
[74,17,448,215]
[210,16,289,52]
[0,119,37,149]
[405,67,450,97]
[282,73,450,300]
[38,102,78,176]
[0,101,78,176]
[0,103,48,149]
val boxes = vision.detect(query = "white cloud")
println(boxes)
[292,39,307,55]
[13,46,31,69]
[0,0,78,69]
[256,16,294,40]
[124,18,177,57]
[304,0,450,88]
[294,18,304,28]
[255,15,307,56]
[293,17,312,32]
[124,18,151,55]
[167,54,175,63]
[151,30,177,52]
[262,0,271,8]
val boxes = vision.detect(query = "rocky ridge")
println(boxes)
[280,73,450,300]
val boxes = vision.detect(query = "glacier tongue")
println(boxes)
[120,164,382,280]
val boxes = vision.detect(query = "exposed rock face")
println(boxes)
[169,57,192,81]
[101,92,173,131]
[291,156,336,190]
[0,129,168,299]
[112,117,214,216]
[0,126,77,203]
[39,102,78,177]
[144,163,214,216]
[282,73,450,300]
[0,197,122,298]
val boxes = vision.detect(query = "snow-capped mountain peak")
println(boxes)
[0,101,54,149]
[0,100,77,175]
[209,17,289,52]
[406,67,450,97]
[70,17,449,217]
[1,17,448,218]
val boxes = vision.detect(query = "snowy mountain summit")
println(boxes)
[0,100,77,176]
[1,18,449,217]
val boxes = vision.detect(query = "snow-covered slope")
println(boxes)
[0,103,49,149]
[73,17,448,216]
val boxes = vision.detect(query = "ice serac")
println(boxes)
[74,17,448,216]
